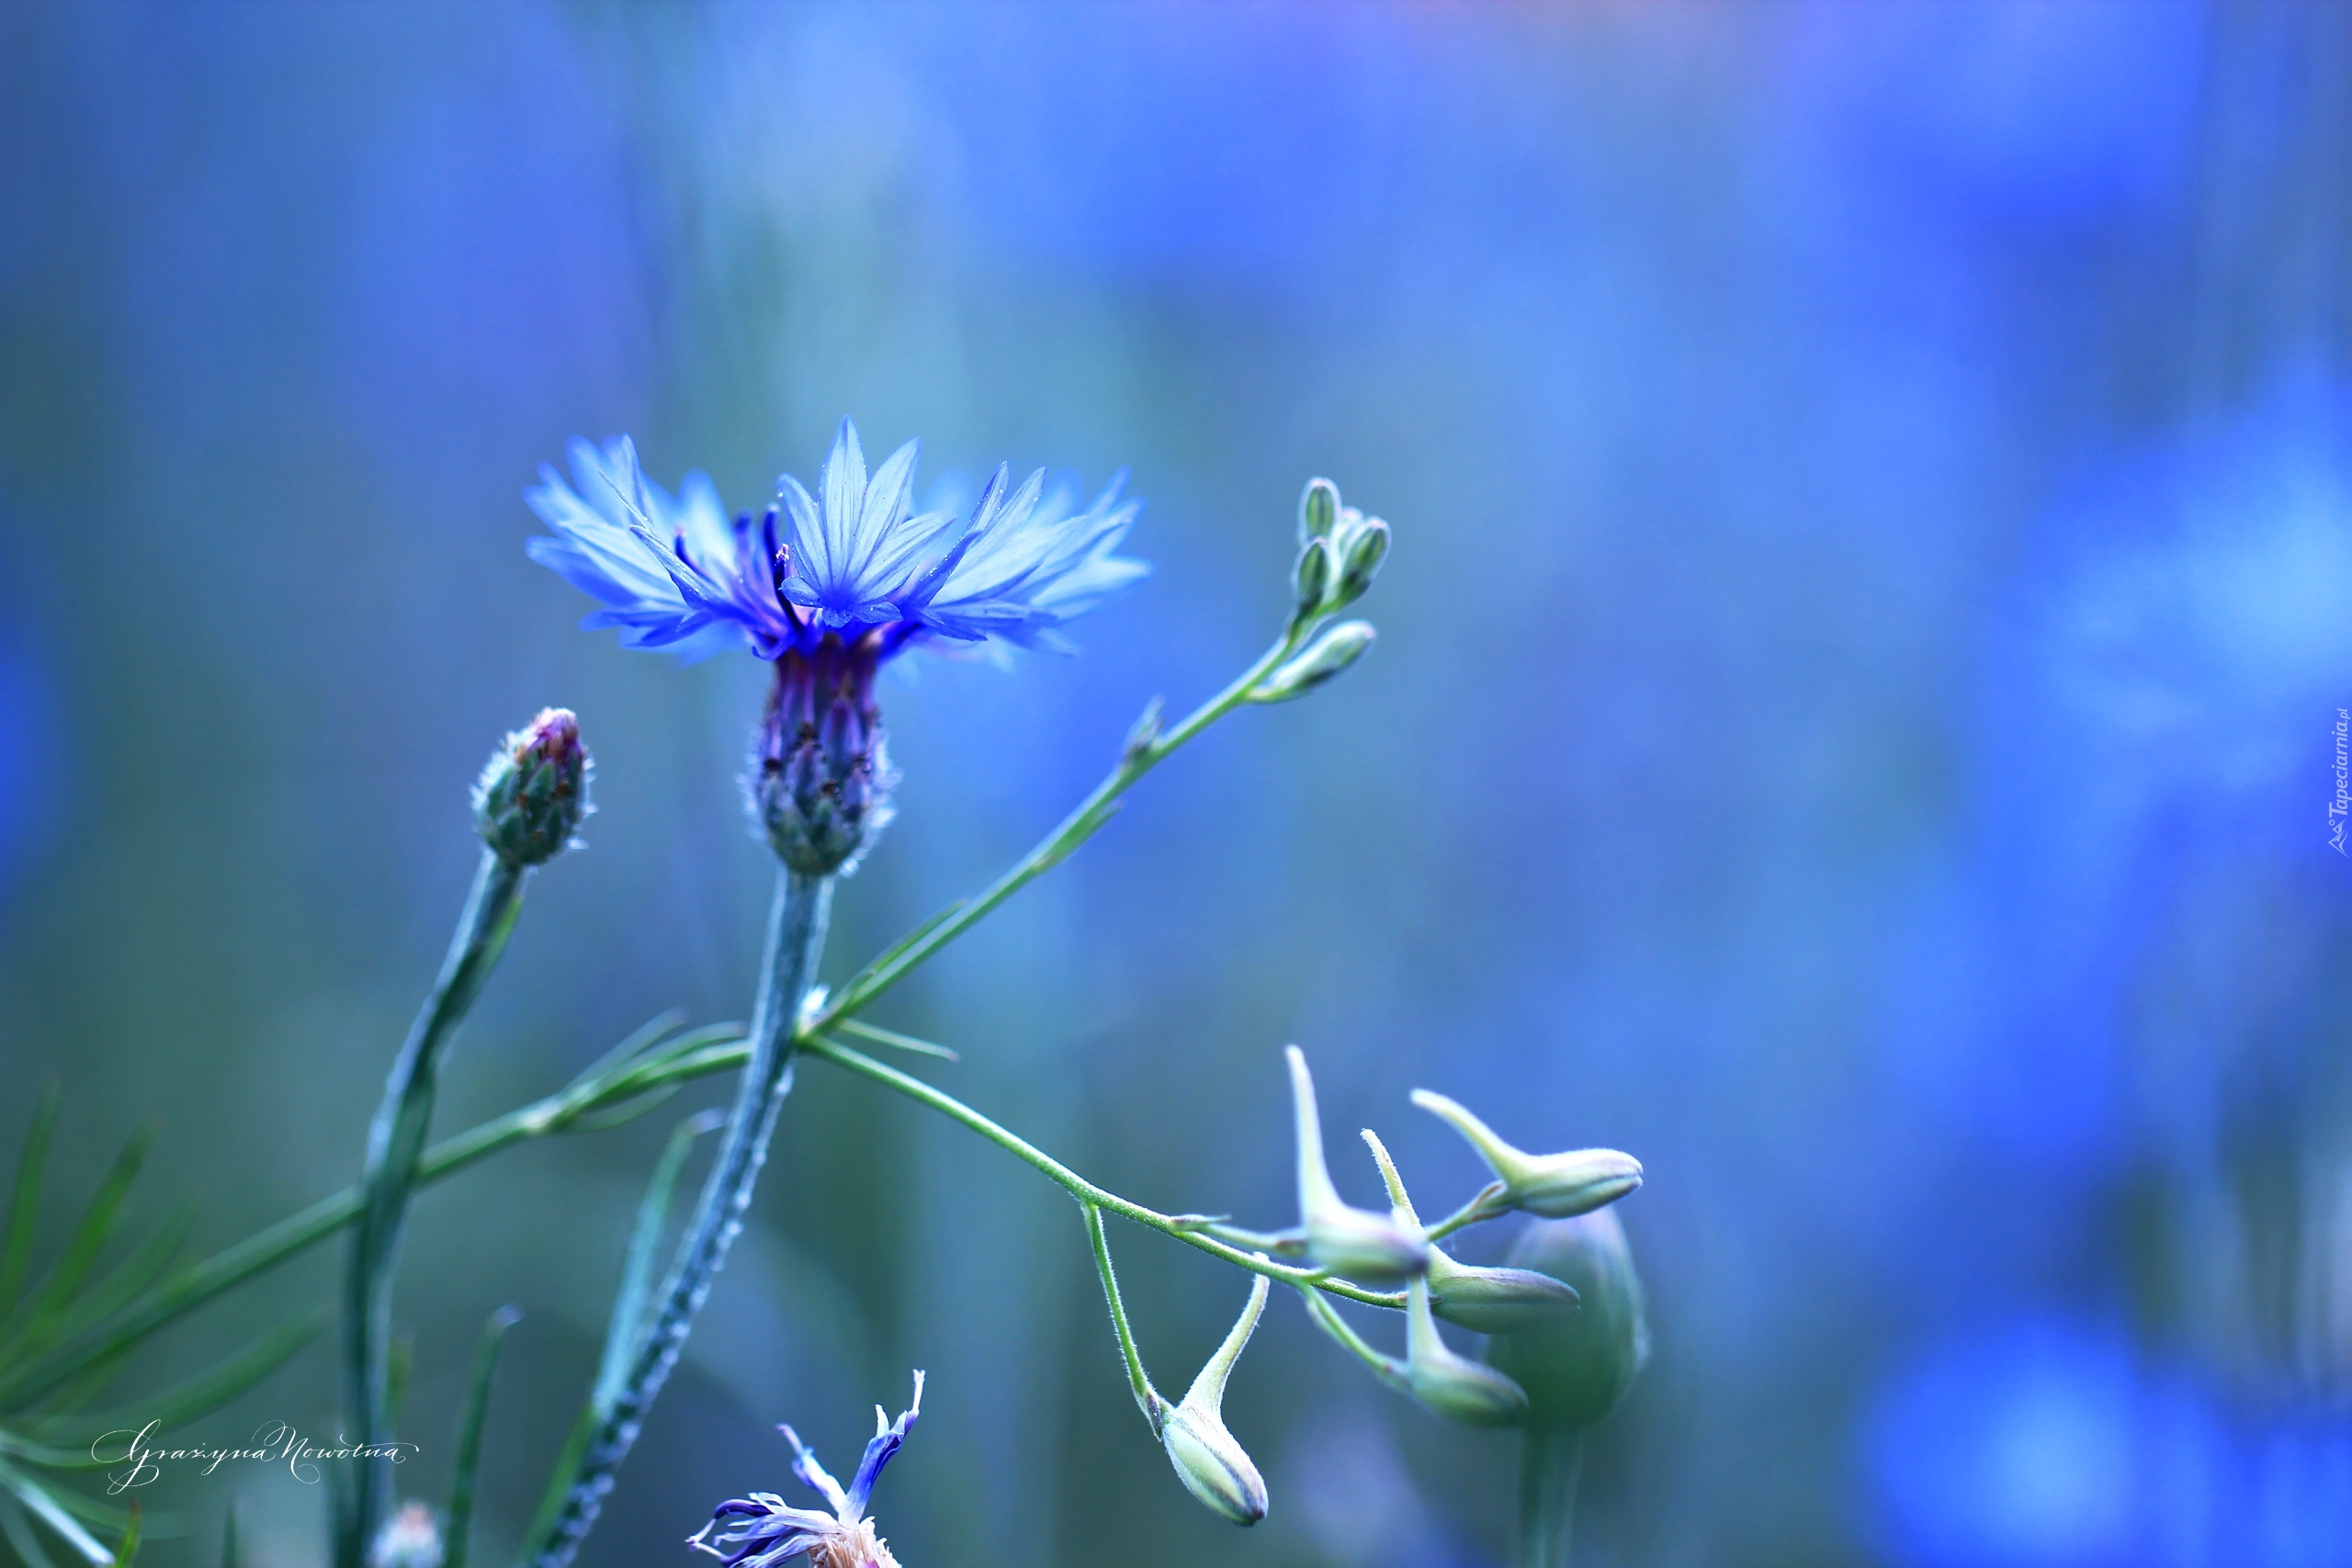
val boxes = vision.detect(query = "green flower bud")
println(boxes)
[1333,512,1390,605]
[1252,621,1376,705]
[1292,536,1338,620]
[1486,1210,1648,1433]
[1287,1046,1427,1285]
[472,708,592,867]
[1400,1277,1529,1427]
[1410,1090,1641,1218]
[1297,476,1341,546]
[1425,1248,1581,1337]
[1159,1274,1271,1526]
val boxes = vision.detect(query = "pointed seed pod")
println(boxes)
[1287,1047,1428,1285]
[473,708,592,866]
[1410,1090,1642,1218]
[1160,1274,1271,1525]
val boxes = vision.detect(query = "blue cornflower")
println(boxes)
[526,421,1147,876]
[690,1373,924,1568]
[526,420,1148,661]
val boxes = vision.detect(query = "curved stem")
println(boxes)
[341,851,526,1568]
[1082,1205,1162,1428]
[802,1035,1405,1311]
[529,869,832,1568]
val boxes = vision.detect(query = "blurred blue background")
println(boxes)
[3,3,2349,1565]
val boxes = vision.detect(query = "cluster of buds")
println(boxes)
[1132,1044,1646,1529]
[1250,479,1389,705]
[472,707,593,867]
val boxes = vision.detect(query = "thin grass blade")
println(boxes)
[594,1111,721,1410]
[0,1085,62,1320]
[443,1306,518,1568]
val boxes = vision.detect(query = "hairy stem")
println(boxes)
[341,851,526,1568]
[528,870,832,1568]
[1083,1205,1163,1427]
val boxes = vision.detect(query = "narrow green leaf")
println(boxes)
[560,1010,688,1095]
[13,1211,193,1371]
[38,1308,325,1450]
[0,1124,157,1358]
[0,1085,62,1319]
[1,1491,63,1568]
[594,1111,720,1410]
[218,1498,240,1568]
[829,1020,960,1063]
[105,1499,138,1568]
[0,1459,110,1566]
[443,1306,518,1568]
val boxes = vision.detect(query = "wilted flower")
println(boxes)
[1410,1089,1642,1219]
[690,1373,924,1568]
[1285,1047,1428,1285]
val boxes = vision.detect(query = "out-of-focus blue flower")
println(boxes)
[690,1372,925,1568]
[527,421,1147,661]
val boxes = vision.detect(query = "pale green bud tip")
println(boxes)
[473,707,592,866]
[1409,1089,1642,1218]
[1332,511,1390,605]
[1487,1209,1648,1433]
[1403,1279,1528,1427]
[1163,1406,1268,1524]
[1425,1250,1581,1336]
[1298,477,1341,545]
[1253,621,1376,705]
[1288,1045,1428,1285]
[1292,536,1337,619]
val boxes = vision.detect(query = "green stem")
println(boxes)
[342,851,526,1568]
[443,1305,519,1568]
[1516,1424,1586,1568]
[530,870,833,1568]
[1082,1204,1163,1428]
[806,623,1311,1037]
[803,1035,1405,1311]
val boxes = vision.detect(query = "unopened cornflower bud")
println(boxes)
[1425,1247,1582,1337]
[751,635,899,877]
[1487,1210,1648,1433]
[1159,1274,1271,1526]
[368,1501,443,1568]
[1286,1046,1427,1285]
[472,707,592,866]
[1292,536,1338,620]
[1297,477,1340,546]
[1400,1276,1530,1427]
[1410,1090,1642,1219]
[1253,621,1376,705]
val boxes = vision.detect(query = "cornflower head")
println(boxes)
[527,420,1148,874]
[690,1373,925,1568]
